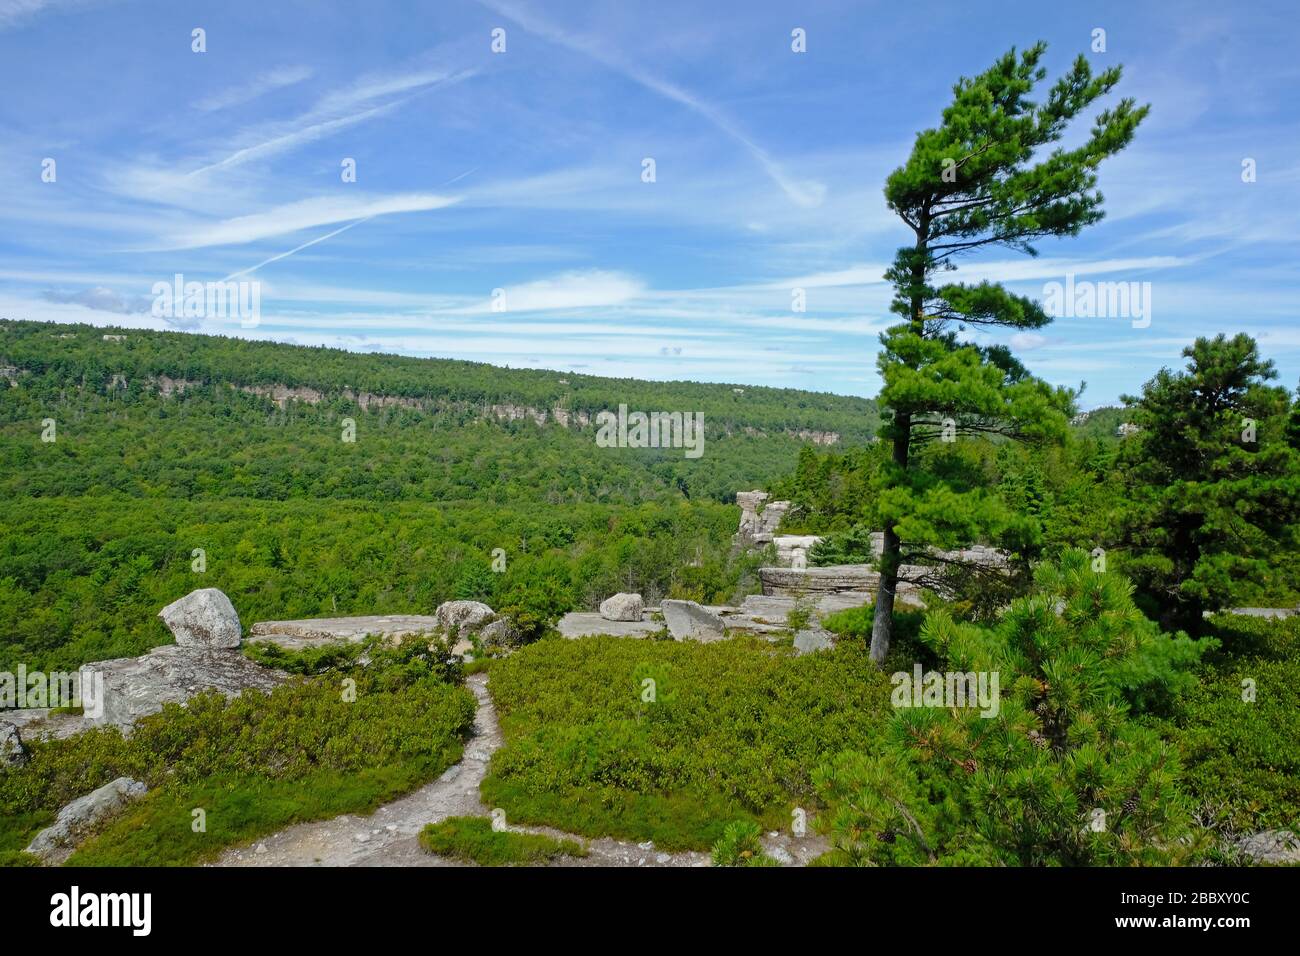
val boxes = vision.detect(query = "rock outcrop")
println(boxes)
[1234,829,1300,865]
[734,491,791,546]
[599,593,645,622]
[760,565,879,595]
[774,535,821,568]
[1,721,26,767]
[49,587,290,733]
[25,777,148,864]
[158,588,242,649]
[91,644,284,730]
[555,613,663,639]
[661,600,727,642]
[557,593,872,641]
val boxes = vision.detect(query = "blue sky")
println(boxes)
[1,0,1297,407]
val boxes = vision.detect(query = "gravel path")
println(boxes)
[213,672,825,867]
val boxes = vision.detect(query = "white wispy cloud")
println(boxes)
[221,218,376,280]
[1009,332,1048,351]
[440,270,645,314]
[40,284,150,314]
[192,66,315,111]
[0,0,100,31]
[187,65,477,177]
[162,193,461,250]
[476,0,825,208]
[187,102,399,177]
[764,256,1193,292]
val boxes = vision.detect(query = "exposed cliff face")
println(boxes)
[794,430,839,446]
[107,377,835,441]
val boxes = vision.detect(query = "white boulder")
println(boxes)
[478,618,520,649]
[158,588,241,649]
[599,593,644,622]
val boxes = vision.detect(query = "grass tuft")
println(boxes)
[419,816,586,866]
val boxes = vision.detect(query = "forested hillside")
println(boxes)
[0,318,874,670]
[0,318,876,505]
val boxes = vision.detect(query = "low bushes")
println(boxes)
[0,638,476,866]
[1159,614,1300,835]
[480,635,892,850]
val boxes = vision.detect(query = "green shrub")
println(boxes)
[1156,614,1300,835]
[242,639,365,675]
[785,597,814,632]
[1201,613,1300,665]
[821,604,875,640]
[419,816,587,866]
[481,635,891,850]
[1162,659,1300,834]
[495,556,579,644]
[815,551,1210,866]
[810,525,878,565]
[711,820,779,867]
[0,645,476,866]
[823,605,933,674]
[71,763,445,867]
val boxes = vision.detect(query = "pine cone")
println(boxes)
[1122,794,1139,815]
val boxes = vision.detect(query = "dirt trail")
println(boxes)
[214,673,825,867]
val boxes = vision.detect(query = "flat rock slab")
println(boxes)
[248,615,442,650]
[760,566,926,608]
[2,707,101,742]
[760,565,878,595]
[730,592,871,632]
[557,613,662,639]
[558,593,876,641]
[1234,829,1300,864]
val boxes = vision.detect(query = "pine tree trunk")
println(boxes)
[870,412,910,663]
[869,526,900,663]
[870,226,927,664]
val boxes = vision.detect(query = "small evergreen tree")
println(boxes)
[1119,334,1300,632]
[815,551,1209,866]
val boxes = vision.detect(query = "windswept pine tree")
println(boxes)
[868,43,1149,662]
